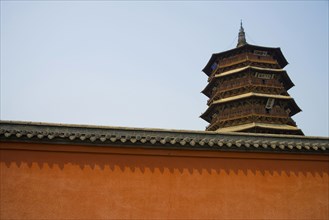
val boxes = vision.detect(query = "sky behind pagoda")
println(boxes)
[1,1,328,136]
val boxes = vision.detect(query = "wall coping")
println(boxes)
[1,120,328,154]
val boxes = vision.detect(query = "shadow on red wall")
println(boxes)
[1,147,328,178]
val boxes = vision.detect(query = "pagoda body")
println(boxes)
[201,23,304,135]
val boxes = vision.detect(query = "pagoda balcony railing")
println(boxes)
[210,107,291,123]
[218,107,289,120]
[247,54,278,65]
[207,80,284,105]
[209,78,248,95]
[208,79,249,105]
[207,111,296,130]
[216,53,278,71]
[208,54,279,82]
[252,78,282,86]
[218,79,282,92]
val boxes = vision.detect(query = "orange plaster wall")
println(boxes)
[0,142,328,219]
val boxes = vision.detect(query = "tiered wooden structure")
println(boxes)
[201,22,303,135]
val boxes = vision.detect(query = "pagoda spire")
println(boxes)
[237,20,247,47]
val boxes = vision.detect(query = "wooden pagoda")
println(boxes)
[201,22,304,135]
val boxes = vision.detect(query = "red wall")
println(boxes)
[1,142,328,219]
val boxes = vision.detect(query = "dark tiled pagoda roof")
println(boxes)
[1,121,328,154]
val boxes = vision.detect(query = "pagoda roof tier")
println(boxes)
[202,65,294,96]
[203,44,288,76]
[216,122,303,135]
[201,79,217,97]
[200,92,301,122]
[218,66,294,90]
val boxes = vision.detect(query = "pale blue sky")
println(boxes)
[1,1,328,136]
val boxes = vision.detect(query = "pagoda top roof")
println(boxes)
[202,44,289,76]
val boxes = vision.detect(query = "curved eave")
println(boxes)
[281,71,294,90]
[287,99,302,117]
[202,44,288,75]
[201,79,217,97]
[200,104,215,123]
[202,54,219,76]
